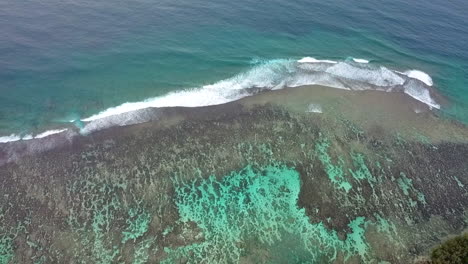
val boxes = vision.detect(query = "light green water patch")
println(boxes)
[0,224,30,264]
[0,234,13,264]
[349,152,375,183]
[395,133,408,148]
[122,208,151,244]
[0,207,29,264]
[24,238,46,264]
[373,215,397,236]
[346,217,368,259]
[162,226,173,237]
[414,132,431,145]
[165,163,386,263]
[88,198,121,264]
[33,256,46,264]
[315,136,352,193]
[375,159,393,183]
[397,173,427,207]
[371,214,401,246]
[340,119,364,141]
[412,131,439,150]
[453,176,465,188]
[349,152,379,204]
[66,180,120,263]
[66,177,155,264]
[132,238,155,264]
[235,142,278,167]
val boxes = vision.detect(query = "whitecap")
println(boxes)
[402,70,433,86]
[34,129,68,139]
[0,134,21,143]
[298,57,338,64]
[82,85,235,122]
[352,58,370,64]
[325,62,405,87]
[22,134,33,140]
[83,59,297,122]
[80,57,440,132]
[403,80,440,109]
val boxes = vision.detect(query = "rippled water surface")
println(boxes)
[1,0,467,136]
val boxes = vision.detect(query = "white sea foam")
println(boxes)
[34,129,68,139]
[76,57,440,131]
[81,108,163,134]
[325,62,405,87]
[82,90,224,121]
[414,108,424,114]
[306,104,323,113]
[22,134,33,140]
[352,58,370,64]
[298,57,338,64]
[402,70,433,86]
[0,134,21,143]
[0,131,67,143]
[83,59,296,121]
[1,57,441,139]
[0,133,44,143]
[403,80,440,109]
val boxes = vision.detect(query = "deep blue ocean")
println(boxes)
[1,0,467,139]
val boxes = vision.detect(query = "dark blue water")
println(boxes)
[1,0,467,138]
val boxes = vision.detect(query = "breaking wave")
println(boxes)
[0,129,68,144]
[34,129,68,139]
[351,58,370,64]
[401,70,434,86]
[1,56,440,139]
[0,134,21,143]
[83,57,438,122]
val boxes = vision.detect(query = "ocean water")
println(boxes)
[1,0,467,139]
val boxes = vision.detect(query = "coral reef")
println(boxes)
[0,87,467,263]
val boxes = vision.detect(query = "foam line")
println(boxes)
[402,70,433,86]
[81,57,440,126]
[0,56,442,138]
[298,57,338,64]
[0,134,21,143]
[34,129,68,139]
[22,135,33,140]
[352,58,370,64]
[0,129,69,144]
[0,57,441,145]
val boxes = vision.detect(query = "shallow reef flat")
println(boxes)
[1,86,468,263]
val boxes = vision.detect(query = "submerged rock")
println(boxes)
[0,86,467,263]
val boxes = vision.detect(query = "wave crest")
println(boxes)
[0,134,21,143]
[79,57,439,133]
[402,70,433,86]
[0,129,68,144]
[1,56,440,139]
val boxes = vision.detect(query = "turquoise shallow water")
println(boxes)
[0,0,467,136]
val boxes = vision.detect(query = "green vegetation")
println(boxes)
[431,233,468,264]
